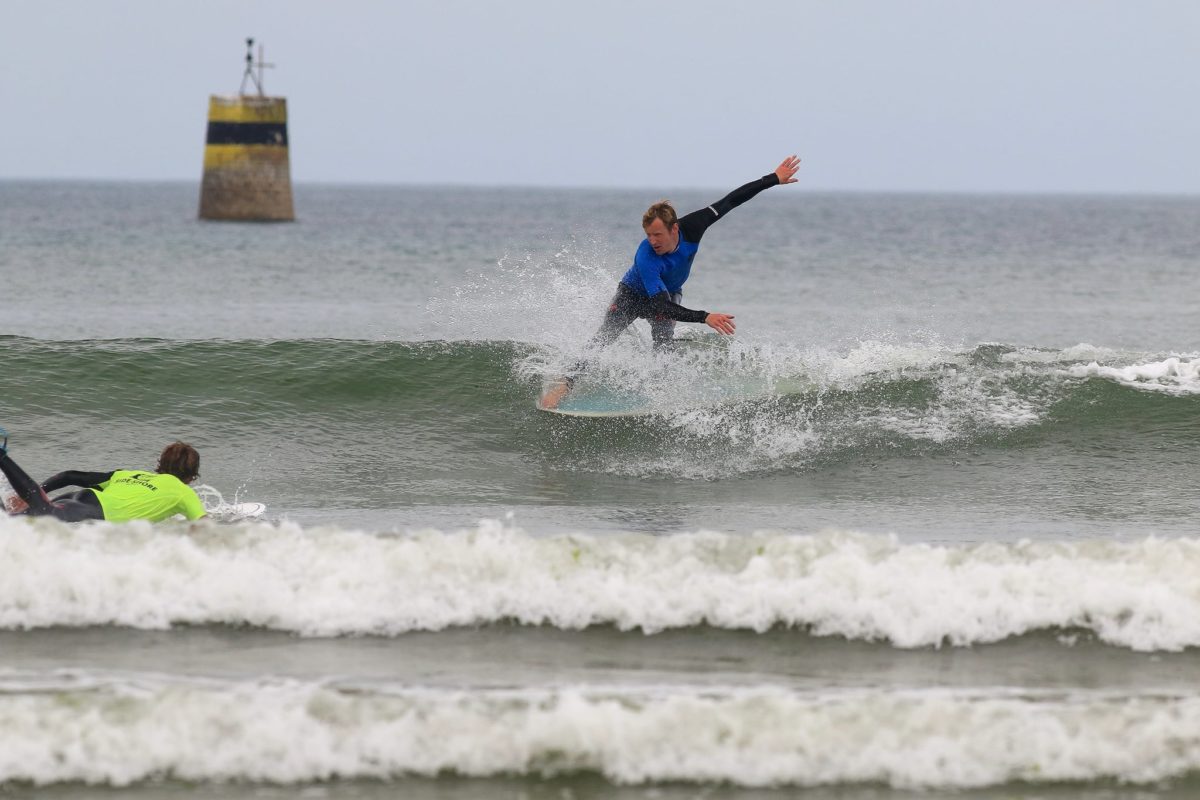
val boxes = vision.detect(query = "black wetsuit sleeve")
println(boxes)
[41,471,114,493]
[677,173,781,244]
[650,291,708,324]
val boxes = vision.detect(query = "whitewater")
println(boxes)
[2,518,1200,652]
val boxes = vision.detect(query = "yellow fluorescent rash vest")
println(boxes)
[93,470,207,522]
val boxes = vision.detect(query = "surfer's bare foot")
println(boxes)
[538,381,570,410]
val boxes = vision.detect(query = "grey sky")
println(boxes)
[2,0,1197,192]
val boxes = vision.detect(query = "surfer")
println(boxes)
[0,435,207,522]
[539,155,801,410]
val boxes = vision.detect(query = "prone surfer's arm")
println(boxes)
[40,470,114,493]
[678,156,800,243]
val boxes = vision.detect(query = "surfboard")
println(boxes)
[538,383,656,417]
[207,501,267,522]
[536,359,818,418]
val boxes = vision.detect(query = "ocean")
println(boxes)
[1,180,1199,798]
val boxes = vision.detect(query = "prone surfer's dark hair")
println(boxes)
[158,441,200,483]
[642,200,678,230]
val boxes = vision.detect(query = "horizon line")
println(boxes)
[1,176,1197,200]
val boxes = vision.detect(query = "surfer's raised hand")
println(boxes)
[774,155,801,185]
[705,312,736,335]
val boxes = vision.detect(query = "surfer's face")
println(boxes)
[644,219,679,255]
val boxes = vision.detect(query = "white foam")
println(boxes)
[814,336,950,385]
[0,675,1198,787]
[1068,356,1200,395]
[4,518,1200,651]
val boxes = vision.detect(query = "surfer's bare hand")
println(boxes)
[705,312,736,335]
[774,155,801,185]
[4,495,28,514]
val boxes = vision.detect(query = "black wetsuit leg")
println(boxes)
[0,452,56,512]
[563,285,647,386]
[38,496,103,523]
[592,284,644,347]
[0,453,105,522]
[563,286,688,388]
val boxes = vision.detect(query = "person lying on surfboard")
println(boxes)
[0,432,207,523]
[538,155,801,410]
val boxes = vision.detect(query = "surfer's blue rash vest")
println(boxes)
[618,172,780,320]
[622,237,701,298]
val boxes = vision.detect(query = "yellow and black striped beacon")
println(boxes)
[198,38,294,221]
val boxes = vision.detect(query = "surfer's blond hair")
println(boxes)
[642,201,678,230]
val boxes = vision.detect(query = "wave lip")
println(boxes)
[0,674,1198,789]
[4,518,1200,651]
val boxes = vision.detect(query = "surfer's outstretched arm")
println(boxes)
[677,155,801,243]
[42,470,114,493]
